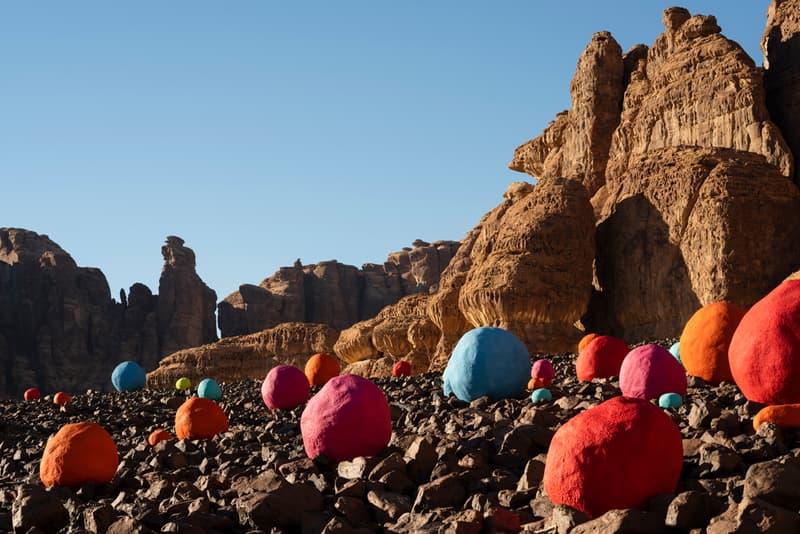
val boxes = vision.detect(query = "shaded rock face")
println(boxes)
[510,32,625,196]
[146,322,340,387]
[218,240,460,338]
[0,229,217,398]
[589,147,800,341]
[763,0,800,187]
[428,179,595,369]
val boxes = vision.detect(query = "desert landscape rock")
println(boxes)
[218,240,460,338]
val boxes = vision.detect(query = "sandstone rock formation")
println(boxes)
[334,294,439,374]
[146,323,340,387]
[763,0,800,187]
[510,32,624,197]
[0,229,217,398]
[218,240,460,338]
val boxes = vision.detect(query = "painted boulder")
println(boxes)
[262,365,310,410]
[40,422,119,487]
[442,327,531,402]
[669,342,681,363]
[111,361,146,392]
[543,396,683,518]
[392,360,411,377]
[659,393,683,409]
[197,378,223,400]
[148,429,172,447]
[527,377,547,391]
[531,359,555,386]
[24,388,40,401]
[679,302,745,384]
[729,280,800,404]
[175,397,229,440]
[619,344,687,400]
[578,333,599,352]
[753,404,800,431]
[300,374,391,462]
[54,392,71,406]
[305,353,340,386]
[575,336,630,381]
[175,377,191,391]
[531,388,552,404]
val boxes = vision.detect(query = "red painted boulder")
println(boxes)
[619,344,687,400]
[392,360,411,377]
[175,397,229,440]
[679,301,745,384]
[261,365,310,410]
[300,374,391,462]
[40,422,119,488]
[729,280,800,405]
[543,396,683,518]
[531,359,555,386]
[24,388,40,400]
[575,336,630,381]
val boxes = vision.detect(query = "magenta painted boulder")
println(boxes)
[729,279,800,405]
[300,374,392,462]
[619,344,687,400]
[544,396,683,518]
[531,359,555,386]
[261,365,310,410]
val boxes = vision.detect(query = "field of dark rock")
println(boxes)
[2,341,799,533]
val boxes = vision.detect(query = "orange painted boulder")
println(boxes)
[575,336,630,381]
[543,396,682,518]
[175,397,229,440]
[148,429,172,447]
[305,353,340,386]
[53,392,71,406]
[679,302,745,384]
[527,377,547,391]
[729,280,800,404]
[40,422,119,487]
[578,333,599,352]
[753,404,800,431]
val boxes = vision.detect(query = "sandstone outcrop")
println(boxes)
[763,0,800,187]
[334,294,439,374]
[218,240,460,338]
[510,32,624,196]
[146,322,340,387]
[0,229,217,398]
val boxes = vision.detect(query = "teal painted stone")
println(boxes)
[111,361,146,392]
[197,378,223,400]
[669,342,681,363]
[531,388,553,404]
[443,327,531,402]
[658,392,683,409]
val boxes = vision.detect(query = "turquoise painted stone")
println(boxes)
[669,342,681,363]
[531,388,553,404]
[443,327,531,402]
[197,378,223,400]
[658,392,683,409]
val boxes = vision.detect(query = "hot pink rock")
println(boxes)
[261,365,310,410]
[619,344,687,400]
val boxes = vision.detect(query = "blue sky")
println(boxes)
[1,1,771,302]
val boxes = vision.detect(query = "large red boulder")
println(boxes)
[729,279,800,404]
[40,422,119,488]
[575,336,630,381]
[543,396,683,518]
[619,344,687,400]
[679,301,745,384]
[300,374,391,462]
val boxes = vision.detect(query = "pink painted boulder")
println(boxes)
[300,374,392,462]
[531,359,555,386]
[729,279,800,405]
[619,344,687,400]
[261,365,310,410]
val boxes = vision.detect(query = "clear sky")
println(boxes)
[1,1,771,303]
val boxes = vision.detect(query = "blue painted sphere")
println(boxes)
[443,327,531,402]
[658,392,683,409]
[669,342,681,363]
[197,378,223,400]
[111,361,146,392]
[531,388,553,404]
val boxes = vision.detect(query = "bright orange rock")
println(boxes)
[753,404,800,431]
[175,397,229,440]
[527,377,548,391]
[304,353,340,386]
[148,429,172,447]
[578,333,599,352]
[679,301,745,384]
[53,392,71,406]
[40,422,119,487]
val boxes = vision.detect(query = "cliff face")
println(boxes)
[217,240,460,337]
[0,229,217,397]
